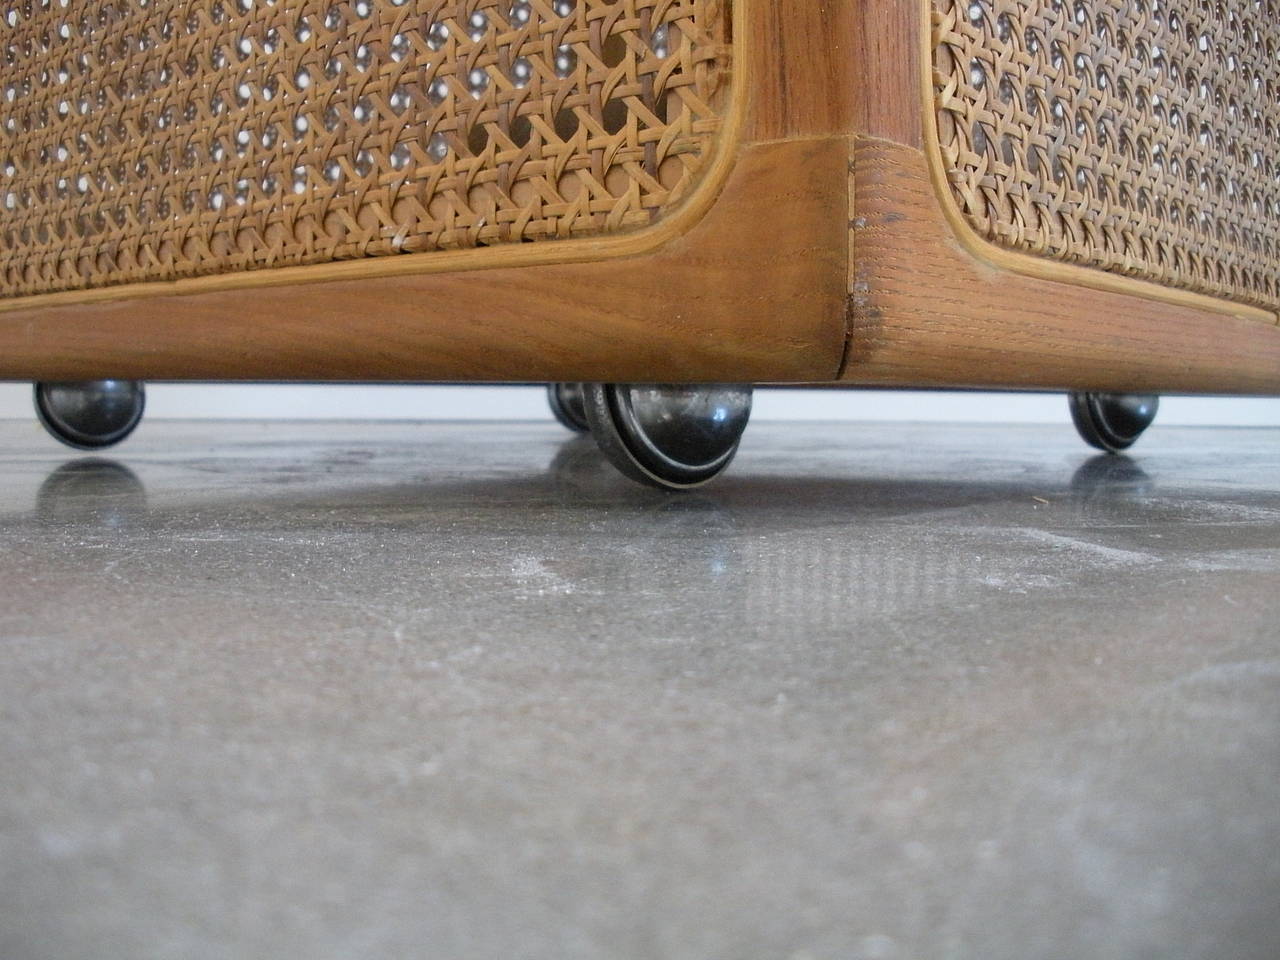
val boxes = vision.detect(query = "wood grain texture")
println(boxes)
[0,137,850,383]
[741,2,853,141]
[842,136,1280,394]
[849,0,923,147]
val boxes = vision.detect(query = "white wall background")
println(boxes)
[1,382,1278,424]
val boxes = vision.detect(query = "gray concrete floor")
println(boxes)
[1,419,1278,960]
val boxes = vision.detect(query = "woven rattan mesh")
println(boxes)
[0,0,729,297]
[933,0,1280,312]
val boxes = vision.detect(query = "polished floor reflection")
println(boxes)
[1,421,1278,960]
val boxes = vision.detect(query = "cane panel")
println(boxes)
[0,0,731,298]
[933,0,1280,313]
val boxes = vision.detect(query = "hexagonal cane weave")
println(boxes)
[934,0,1280,311]
[0,0,731,297]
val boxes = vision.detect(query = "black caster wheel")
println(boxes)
[547,382,590,433]
[34,380,146,451]
[582,383,753,490]
[1069,392,1159,454]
